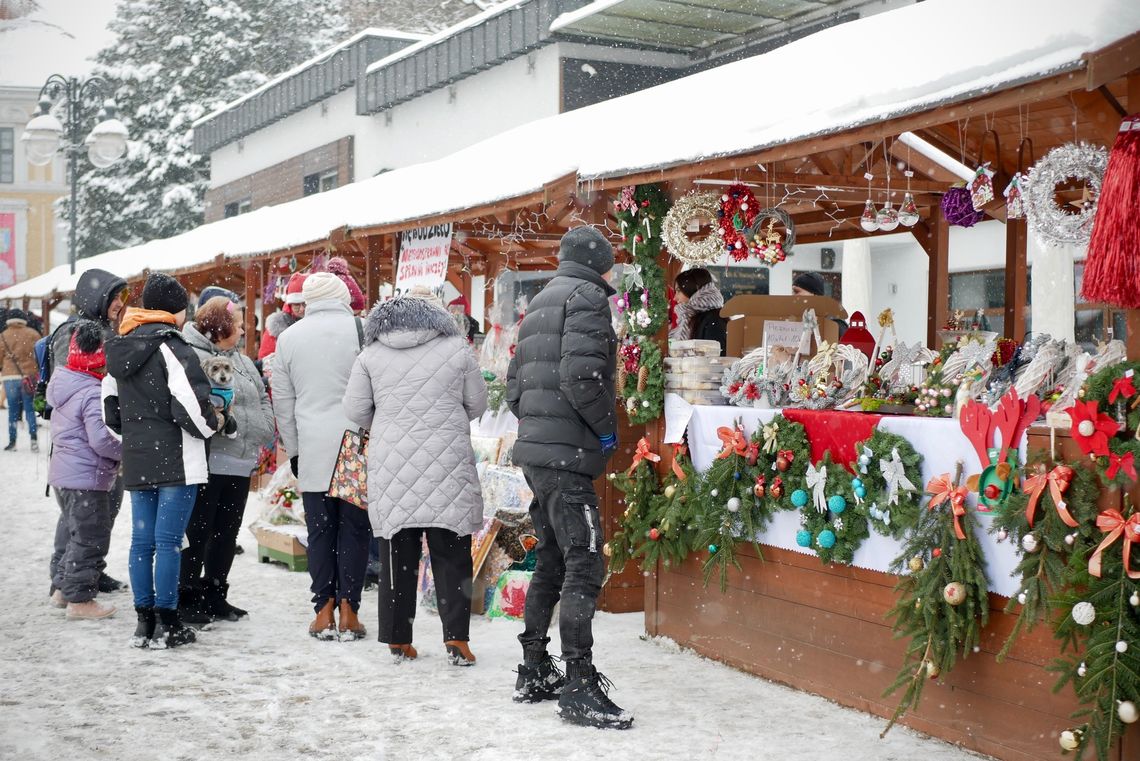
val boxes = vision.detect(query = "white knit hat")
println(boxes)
[404,284,444,306]
[301,272,350,305]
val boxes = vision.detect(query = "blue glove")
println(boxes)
[599,433,617,453]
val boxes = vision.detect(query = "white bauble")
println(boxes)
[1131,591,1139,607]
[726,497,741,513]
[1022,534,1039,553]
[1017,592,1027,605]
[1118,701,1139,724]
[1059,730,1080,751]
[1071,602,1096,626]
[1077,662,1087,677]
[710,489,719,498]
[1117,640,1129,654]
[1078,419,1096,437]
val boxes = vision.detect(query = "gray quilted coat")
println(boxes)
[343,297,488,539]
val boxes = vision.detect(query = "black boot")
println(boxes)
[204,585,245,622]
[150,608,196,649]
[3,441,14,451]
[30,437,38,453]
[557,663,633,729]
[177,587,212,626]
[98,572,127,593]
[514,653,567,703]
[131,607,156,649]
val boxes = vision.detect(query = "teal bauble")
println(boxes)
[817,530,837,549]
[791,489,809,508]
[795,530,812,547]
[852,478,863,489]
[828,495,847,514]
[708,544,718,554]
[854,486,867,499]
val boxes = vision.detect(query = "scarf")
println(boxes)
[669,282,725,341]
[118,308,178,335]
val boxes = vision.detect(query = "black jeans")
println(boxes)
[518,466,606,667]
[51,475,122,586]
[377,527,472,644]
[51,488,114,603]
[179,474,250,604]
[302,492,371,613]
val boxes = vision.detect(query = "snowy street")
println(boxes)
[0,439,986,761]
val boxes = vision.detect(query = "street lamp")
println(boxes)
[21,76,129,274]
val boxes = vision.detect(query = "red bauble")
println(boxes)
[932,548,942,558]
[983,483,1000,500]
[649,528,661,541]
[776,456,789,472]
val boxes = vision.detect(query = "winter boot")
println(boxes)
[131,607,156,648]
[66,599,117,620]
[337,599,366,641]
[309,598,337,640]
[49,588,67,608]
[513,653,566,703]
[204,585,244,622]
[97,572,127,594]
[150,608,197,649]
[445,640,477,667]
[388,644,418,662]
[30,438,38,453]
[557,663,633,730]
[4,440,14,451]
[177,587,212,626]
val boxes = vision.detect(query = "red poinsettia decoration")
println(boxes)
[743,382,761,401]
[728,381,743,396]
[618,342,642,373]
[1070,400,1120,457]
[1109,372,1136,404]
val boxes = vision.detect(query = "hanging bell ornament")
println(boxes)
[877,202,900,232]
[898,192,921,227]
[860,199,880,232]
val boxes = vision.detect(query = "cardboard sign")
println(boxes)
[396,223,452,294]
[722,294,844,357]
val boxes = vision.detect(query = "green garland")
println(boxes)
[636,451,699,571]
[1083,361,1140,434]
[622,336,665,426]
[882,466,990,737]
[606,460,659,575]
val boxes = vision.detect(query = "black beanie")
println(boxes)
[142,273,189,314]
[792,271,826,296]
[558,226,614,275]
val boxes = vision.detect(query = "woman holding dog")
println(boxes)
[179,290,275,624]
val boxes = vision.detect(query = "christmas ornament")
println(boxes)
[662,192,723,266]
[1070,400,1120,457]
[1026,142,1108,248]
[1131,591,1140,607]
[1017,592,1027,604]
[710,489,719,498]
[708,544,718,554]
[1083,115,1140,308]
[1059,730,1081,751]
[908,556,924,573]
[806,462,828,514]
[898,192,921,227]
[1116,640,1129,654]
[828,495,847,514]
[1021,534,1039,553]
[876,202,900,232]
[1078,662,1088,677]
[1071,601,1096,626]
[649,528,661,541]
[943,582,967,606]
[796,529,812,548]
[791,489,809,508]
[718,184,759,261]
[753,476,766,499]
[817,529,836,549]
[769,478,783,500]
[602,542,612,558]
[664,485,676,499]
[997,528,1008,541]
[1119,701,1139,724]
[941,186,984,227]
[726,497,741,513]
[925,661,940,679]
[932,547,942,558]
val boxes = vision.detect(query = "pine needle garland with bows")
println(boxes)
[636,446,699,572]
[605,450,659,575]
[882,464,990,737]
[1048,503,1140,761]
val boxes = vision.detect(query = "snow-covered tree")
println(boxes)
[69,0,346,258]
[341,0,483,35]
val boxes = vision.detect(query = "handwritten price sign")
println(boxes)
[396,223,452,294]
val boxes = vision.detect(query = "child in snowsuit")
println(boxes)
[46,321,122,620]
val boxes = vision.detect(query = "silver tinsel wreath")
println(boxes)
[663,192,723,265]
[1024,142,1108,248]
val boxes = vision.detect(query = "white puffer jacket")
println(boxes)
[343,297,487,539]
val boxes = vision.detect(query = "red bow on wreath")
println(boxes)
[1109,373,1136,404]
[927,473,969,540]
[1069,400,1119,457]
[671,443,688,481]
[777,449,795,465]
[1088,508,1140,579]
[627,438,661,474]
[716,427,749,459]
[1022,464,1076,528]
[1106,451,1138,481]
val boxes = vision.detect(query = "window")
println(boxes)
[303,169,338,197]
[223,199,252,218]
[223,202,239,218]
[0,128,13,183]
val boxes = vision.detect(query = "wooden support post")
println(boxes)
[244,264,259,360]
[1004,218,1028,342]
[919,214,950,348]
[365,237,384,308]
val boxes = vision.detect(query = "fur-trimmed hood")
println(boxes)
[363,297,460,349]
[265,310,297,338]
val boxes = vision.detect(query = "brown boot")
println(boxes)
[338,599,366,641]
[388,644,418,662]
[445,640,476,666]
[308,598,336,640]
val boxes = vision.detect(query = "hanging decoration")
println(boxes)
[941,186,985,227]
[1004,136,1033,220]
[1082,115,1140,308]
[605,446,660,575]
[717,183,760,261]
[969,128,1004,211]
[745,208,796,265]
[878,141,900,231]
[1024,142,1108,248]
[662,192,723,266]
[860,172,879,232]
[898,142,921,227]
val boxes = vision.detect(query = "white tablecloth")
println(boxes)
[665,394,1023,597]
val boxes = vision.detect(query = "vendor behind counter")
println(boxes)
[670,268,727,356]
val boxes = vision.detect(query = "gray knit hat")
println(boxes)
[558,226,614,275]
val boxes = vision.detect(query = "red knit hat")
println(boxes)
[284,273,307,305]
[67,322,106,374]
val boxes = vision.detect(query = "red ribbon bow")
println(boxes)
[1088,509,1140,579]
[716,427,750,460]
[1106,451,1138,482]
[1109,374,1136,403]
[627,438,661,474]
[777,449,795,464]
[671,443,688,481]
[1022,464,1076,528]
[1070,400,1119,457]
[927,473,969,540]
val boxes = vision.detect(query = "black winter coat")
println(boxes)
[102,321,220,489]
[51,268,127,369]
[690,310,728,356]
[506,261,618,477]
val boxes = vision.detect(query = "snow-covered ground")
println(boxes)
[0,435,988,761]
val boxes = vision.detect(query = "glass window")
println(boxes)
[0,128,13,183]
[949,270,1005,311]
[223,202,239,218]
[319,170,337,192]
[237,199,252,215]
[302,172,319,196]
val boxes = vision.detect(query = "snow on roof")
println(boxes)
[547,0,626,34]
[363,0,528,76]
[192,27,427,128]
[5,0,1138,300]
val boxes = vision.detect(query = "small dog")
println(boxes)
[200,356,238,437]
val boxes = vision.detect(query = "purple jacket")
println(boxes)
[47,367,122,491]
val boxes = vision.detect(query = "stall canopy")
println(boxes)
[3,0,1138,302]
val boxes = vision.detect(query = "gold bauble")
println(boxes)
[602,542,613,558]
[908,556,924,573]
[664,485,677,499]
[925,661,940,679]
[942,582,967,606]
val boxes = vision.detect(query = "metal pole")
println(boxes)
[67,78,78,275]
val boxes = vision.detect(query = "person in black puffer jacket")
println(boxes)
[669,268,727,355]
[506,226,632,730]
[103,273,222,650]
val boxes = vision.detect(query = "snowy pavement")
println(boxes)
[0,440,989,761]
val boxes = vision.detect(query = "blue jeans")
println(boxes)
[4,379,36,443]
[129,485,199,609]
